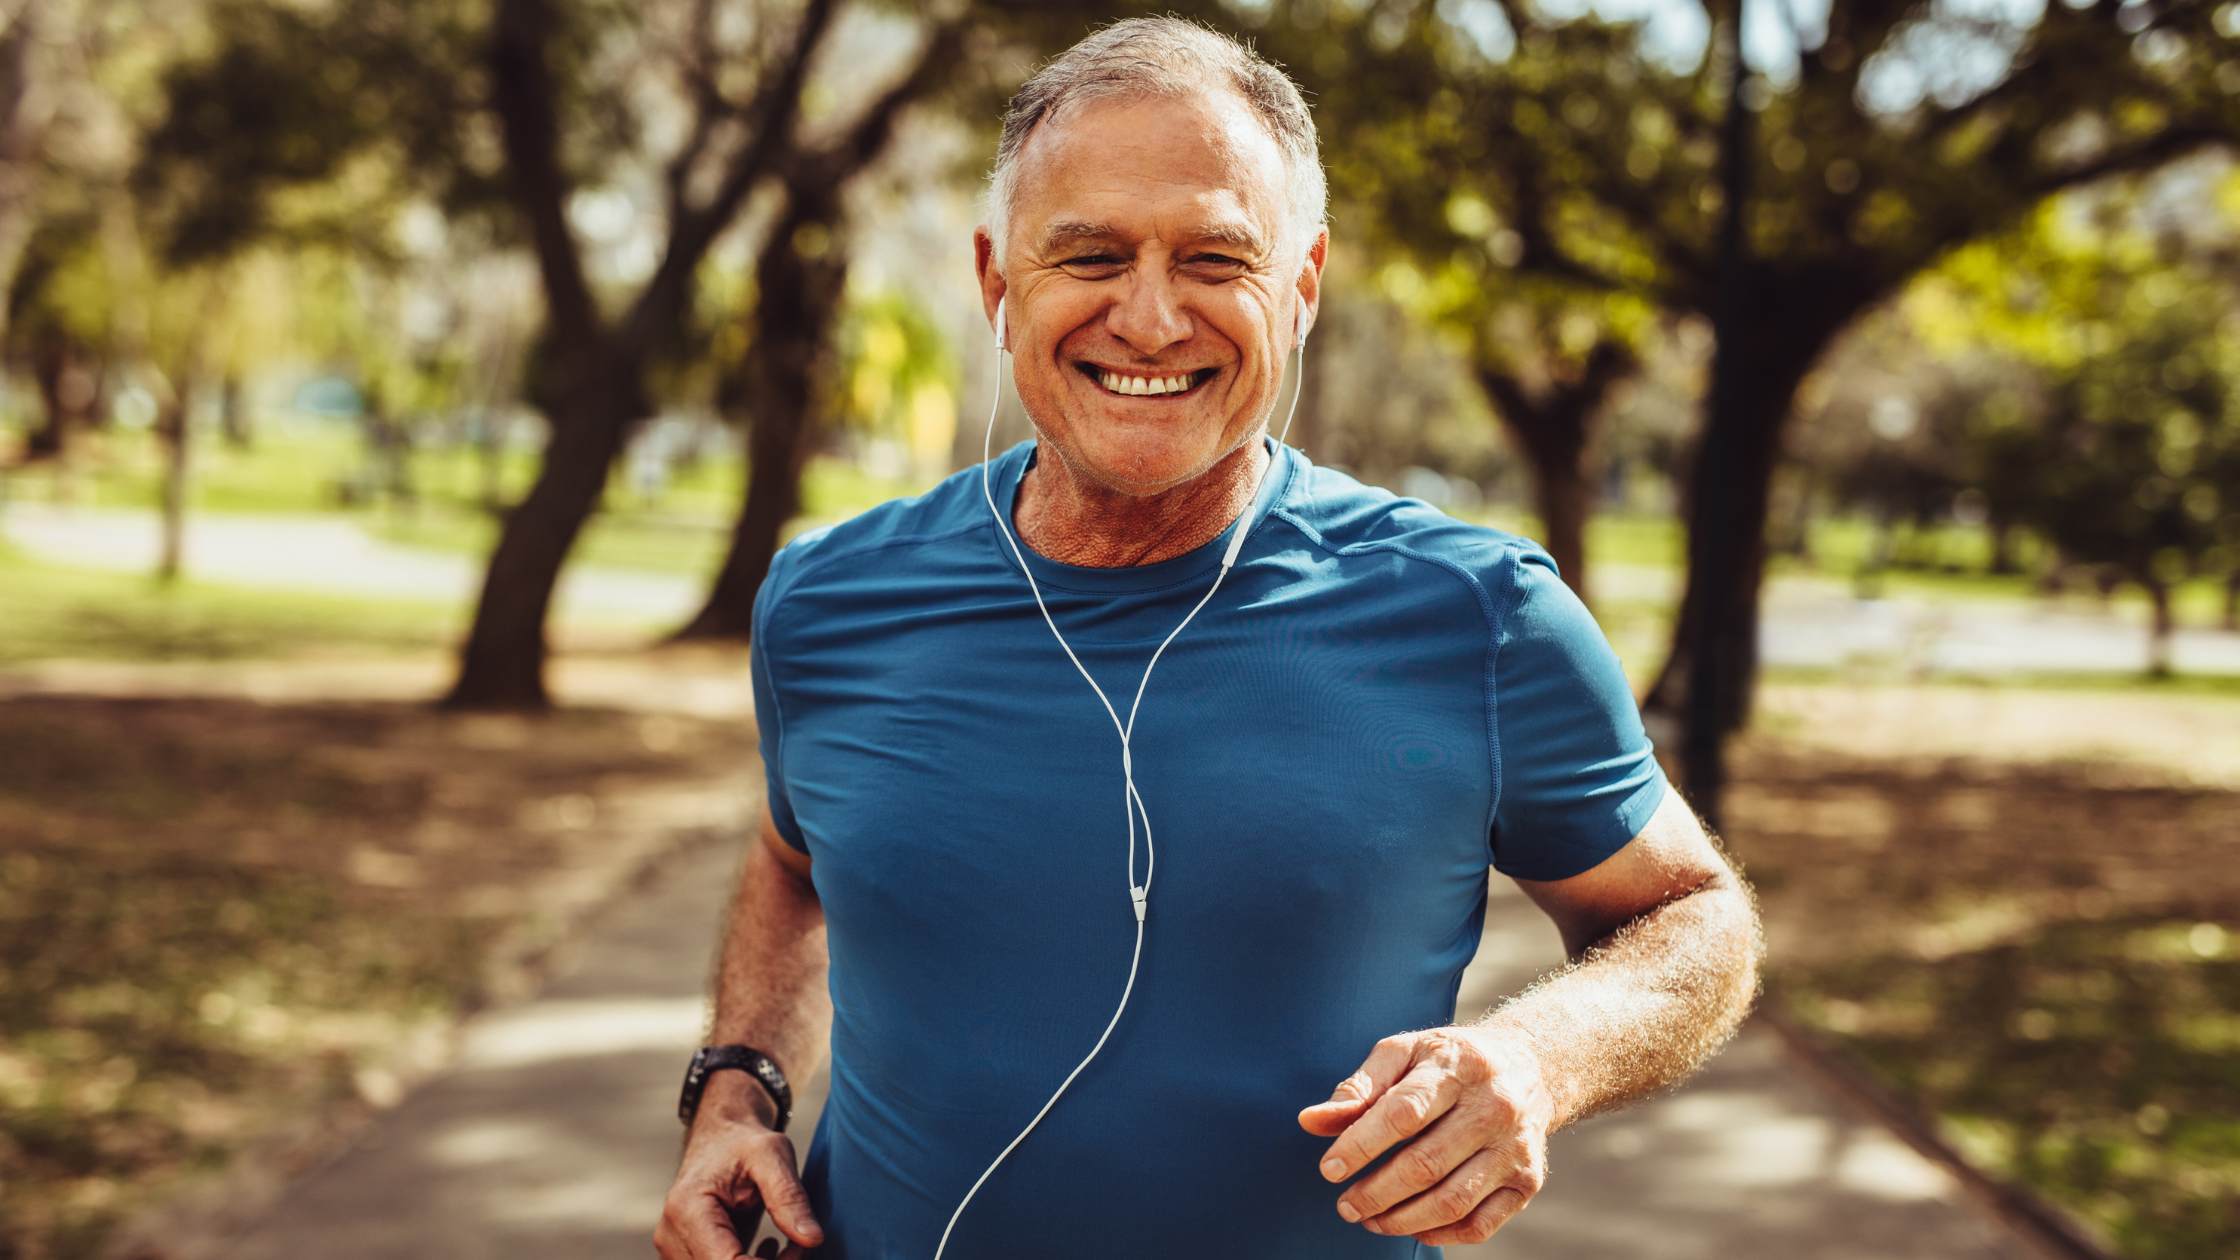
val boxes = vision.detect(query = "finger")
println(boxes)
[662,1189,754,1260]
[746,1140,825,1248]
[1300,1036,1419,1139]
[1357,1146,1522,1236]
[1337,1105,1516,1223]
[1318,1061,1461,1184]
[1297,1093,1368,1137]
[1412,1184,1531,1247]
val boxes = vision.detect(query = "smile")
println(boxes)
[1080,365,1218,398]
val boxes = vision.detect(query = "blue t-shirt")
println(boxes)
[750,441,1665,1260]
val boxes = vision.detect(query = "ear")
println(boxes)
[1293,227,1328,348]
[975,227,1008,350]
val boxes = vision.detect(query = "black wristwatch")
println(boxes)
[678,1045,792,1133]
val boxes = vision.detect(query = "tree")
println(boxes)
[671,1,1178,641]
[1312,122,1650,602]
[0,2,51,350]
[672,18,969,640]
[1248,0,2240,821]
[1456,287,1639,601]
[1917,194,2240,673]
[142,0,937,704]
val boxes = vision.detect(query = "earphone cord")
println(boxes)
[935,323,1306,1260]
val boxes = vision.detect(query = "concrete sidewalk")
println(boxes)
[209,836,2035,1260]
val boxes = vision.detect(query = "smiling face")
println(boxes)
[977,90,1325,499]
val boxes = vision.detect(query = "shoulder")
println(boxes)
[1269,458,1562,616]
[760,460,999,610]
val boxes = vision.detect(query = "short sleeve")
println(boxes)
[1487,550,1667,881]
[750,548,809,853]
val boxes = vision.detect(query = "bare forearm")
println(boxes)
[659,825,830,1257]
[703,832,831,1124]
[1479,875,1761,1127]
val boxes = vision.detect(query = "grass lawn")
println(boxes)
[363,454,929,576]
[1726,738,2240,1259]
[0,546,461,666]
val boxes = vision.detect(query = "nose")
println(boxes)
[1103,265,1192,357]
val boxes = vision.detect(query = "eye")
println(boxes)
[1184,253,1250,280]
[1059,254,1126,279]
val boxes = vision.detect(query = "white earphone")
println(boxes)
[935,296,1307,1258]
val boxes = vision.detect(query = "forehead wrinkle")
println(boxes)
[1034,213,1272,261]
[1008,90,1296,265]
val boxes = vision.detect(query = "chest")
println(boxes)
[767,584,1497,953]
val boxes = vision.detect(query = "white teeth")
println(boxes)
[1098,370,1194,396]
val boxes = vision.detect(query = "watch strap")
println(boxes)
[679,1045,792,1132]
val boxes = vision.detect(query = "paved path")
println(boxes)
[211,837,2035,1259]
[0,503,698,628]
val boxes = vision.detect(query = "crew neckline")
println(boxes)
[989,438,1299,595]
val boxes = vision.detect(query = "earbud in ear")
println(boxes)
[995,296,1008,353]
[1294,313,1307,350]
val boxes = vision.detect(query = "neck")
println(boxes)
[1015,437,1271,568]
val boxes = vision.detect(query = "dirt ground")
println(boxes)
[1,672,2232,1259]
[1725,742,2240,967]
[0,692,758,1260]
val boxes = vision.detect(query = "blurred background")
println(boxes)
[0,0,2236,1257]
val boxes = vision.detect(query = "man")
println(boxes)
[657,18,1759,1260]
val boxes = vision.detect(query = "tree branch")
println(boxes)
[487,0,601,364]
[660,0,730,222]
[792,19,968,189]
[623,0,839,356]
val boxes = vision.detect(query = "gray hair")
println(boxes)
[985,17,1326,268]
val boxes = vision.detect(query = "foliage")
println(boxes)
[832,289,956,474]
[1233,0,2240,763]
[133,0,504,269]
[1911,193,2240,639]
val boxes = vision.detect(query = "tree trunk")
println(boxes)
[1642,11,1896,825]
[24,336,78,461]
[1988,514,2019,575]
[674,191,850,642]
[445,370,638,707]
[0,2,44,352]
[219,373,249,449]
[2146,578,2174,678]
[156,387,189,583]
[1532,456,1590,599]
[1474,340,1634,606]
[446,0,643,709]
[444,0,850,706]
[1671,7,1756,828]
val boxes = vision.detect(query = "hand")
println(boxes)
[1297,1026,1553,1247]
[655,1074,824,1259]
